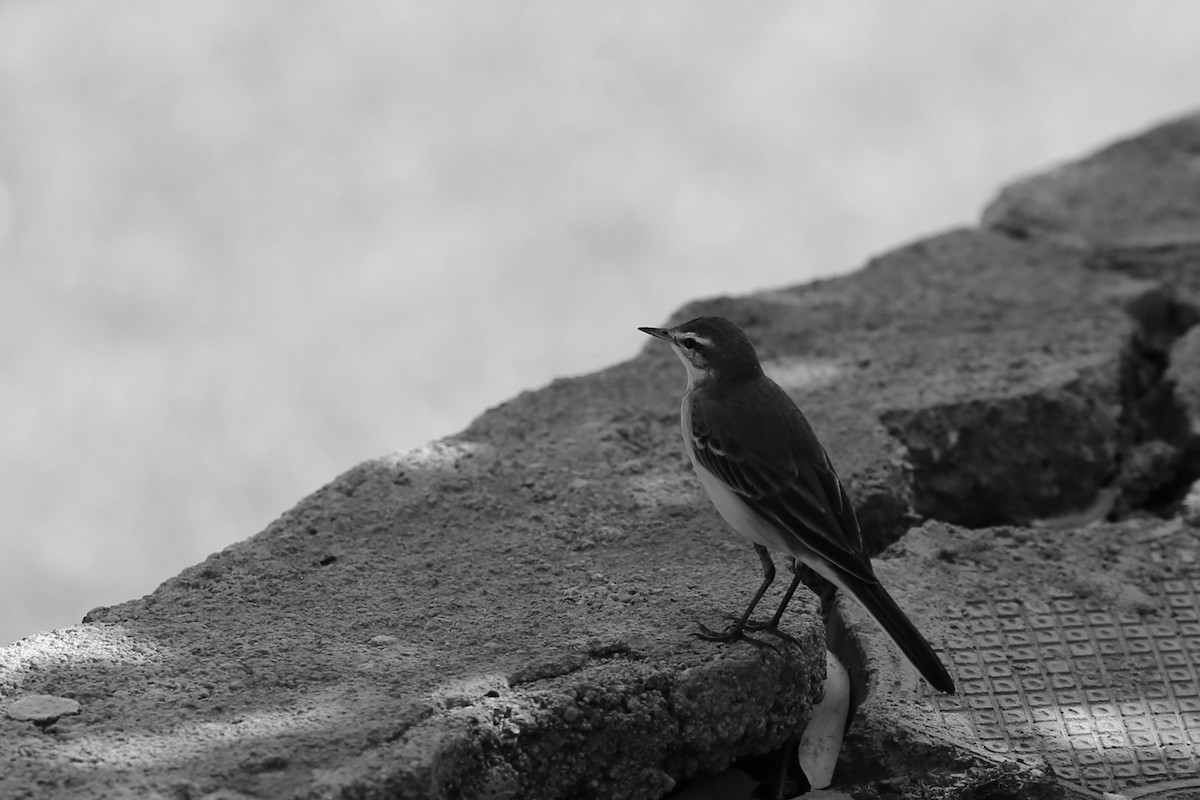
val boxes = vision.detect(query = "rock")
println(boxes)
[1182,479,1200,527]
[982,113,1200,251]
[1168,325,1200,435]
[983,111,1200,521]
[4,113,1200,799]
[731,227,1184,531]
[1,437,826,800]
[6,694,80,725]
[367,634,398,647]
[1111,440,1183,516]
[982,112,1200,306]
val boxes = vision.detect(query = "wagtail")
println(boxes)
[640,316,955,694]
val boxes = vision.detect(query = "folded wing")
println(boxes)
[689,384,876,586]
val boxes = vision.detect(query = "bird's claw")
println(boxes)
[693,621,779,652]
[741,619,801,647]
[741,618,774,632]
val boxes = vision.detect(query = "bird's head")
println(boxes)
[639,316,764,389]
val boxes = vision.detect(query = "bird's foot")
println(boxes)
[693,621,779,652]
[741,618,775,632]
[741,619,801,647]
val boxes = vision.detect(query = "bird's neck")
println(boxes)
[688,370,758,400]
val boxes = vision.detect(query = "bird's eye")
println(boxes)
[680,337,698,350]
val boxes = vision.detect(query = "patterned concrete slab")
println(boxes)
[844,519,1200,800]
[6,111,1200,799]
[930,569,1200,796]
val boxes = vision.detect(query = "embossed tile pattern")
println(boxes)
[925,571,1200,796]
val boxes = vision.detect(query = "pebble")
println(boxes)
[6,694,81,725]
[1182,481,1200,526]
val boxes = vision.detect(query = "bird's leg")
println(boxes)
[764,564,805,631]
[739,558,804,648]
[748,559,841,625]
[695,545,776,644]
[741,560,822,648]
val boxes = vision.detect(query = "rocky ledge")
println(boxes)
[3,114,1199,800]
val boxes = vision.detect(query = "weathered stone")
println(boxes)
[1183,479,1200,526]
[1,438,825,800]
[982,113,1200,251]
[1168,325,1200,435]
[982,112,1200,306]
[671,228,1182,531]
[983,111,1200,517]
[5,694,80,725]
[4,113,1200,800]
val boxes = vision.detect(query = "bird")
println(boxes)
[640,316,955,694]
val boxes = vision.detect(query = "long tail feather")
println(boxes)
[844,579,955,694]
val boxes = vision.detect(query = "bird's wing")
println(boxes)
[690,385,876,585]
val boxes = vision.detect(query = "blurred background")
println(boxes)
[3,1,1199,646]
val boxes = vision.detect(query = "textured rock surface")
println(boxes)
[827,112,1200,800]
[4,694,81,725]
[831,515,1199,798]
[0,436,827,800]
[669,226,1188,534]
[983,115,1200,251]
[3,114,1200,799]
[983,114,1200,311]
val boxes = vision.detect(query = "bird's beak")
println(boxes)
[638,326,672,342]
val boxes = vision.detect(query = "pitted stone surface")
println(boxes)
[3,114,1200,800]
[982,113,1200,252]
[5,695,81,725]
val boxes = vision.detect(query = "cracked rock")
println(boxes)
[5,113,1200,800]
[1168,325,1200,435]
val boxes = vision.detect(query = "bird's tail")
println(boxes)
[843,578,956,694]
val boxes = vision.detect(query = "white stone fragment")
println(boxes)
[797,650,850,790]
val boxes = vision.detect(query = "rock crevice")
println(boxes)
[4,113,1200,800]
